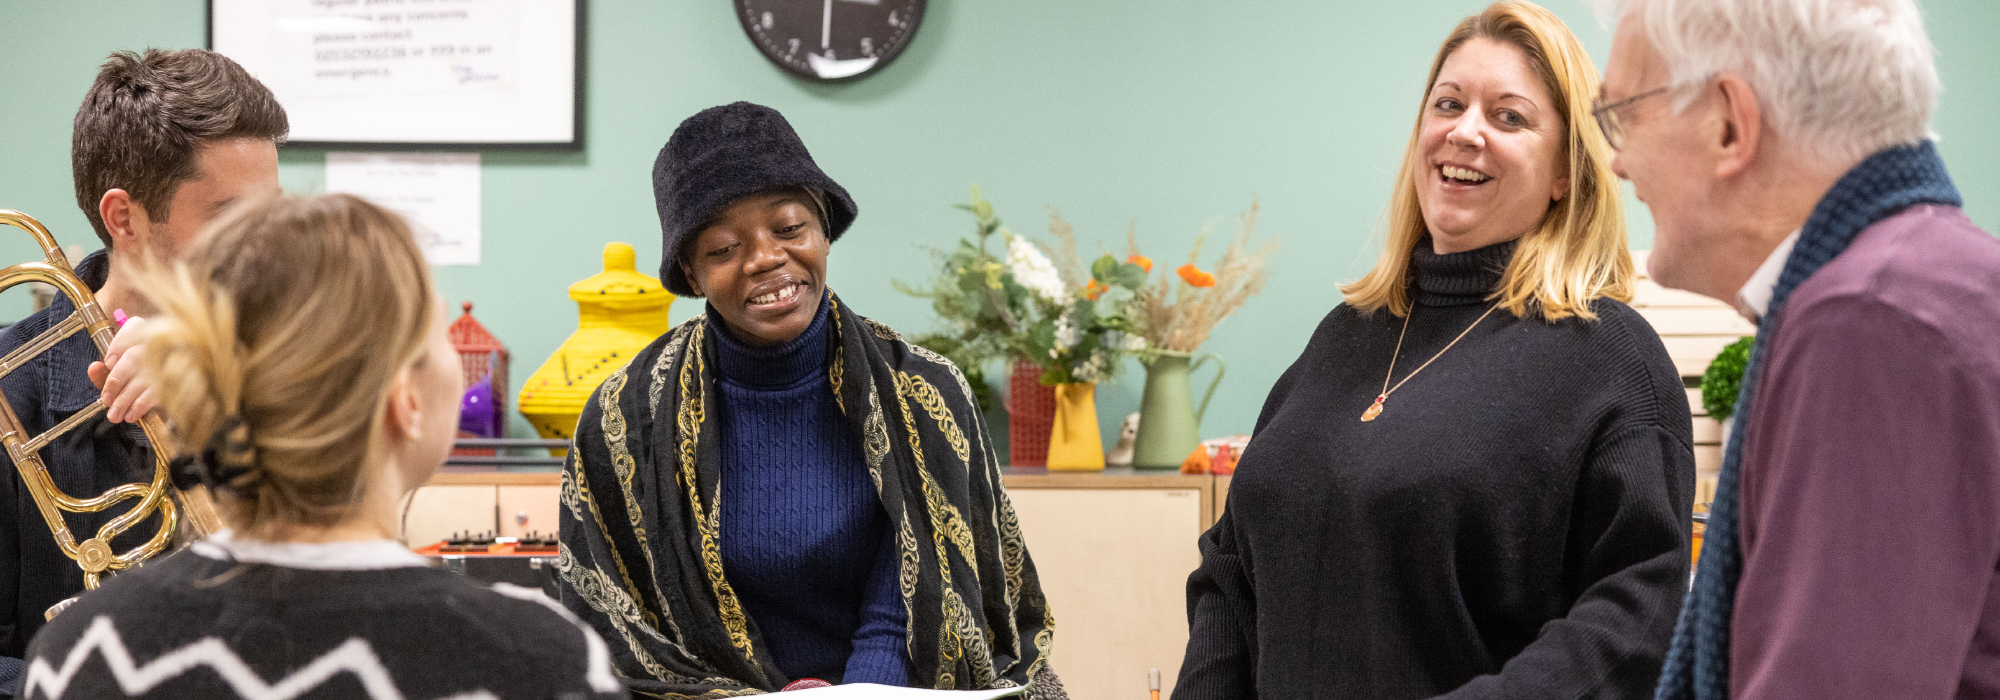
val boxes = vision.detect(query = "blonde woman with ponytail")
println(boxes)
[1175,3,1693,699]
[21,194,625,699]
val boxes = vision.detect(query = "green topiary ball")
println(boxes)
[1701,336,1756,421]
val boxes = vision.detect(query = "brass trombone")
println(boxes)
[0,210,220,619]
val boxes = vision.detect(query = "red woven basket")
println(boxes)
[1006,360,1056,467]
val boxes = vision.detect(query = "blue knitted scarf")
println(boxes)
[1654,141,1961,700]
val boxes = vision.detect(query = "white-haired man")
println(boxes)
[1593,1,2000,699]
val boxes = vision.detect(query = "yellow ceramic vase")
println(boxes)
[1046,382,1105,471]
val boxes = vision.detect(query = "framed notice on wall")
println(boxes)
[209,0,583,149]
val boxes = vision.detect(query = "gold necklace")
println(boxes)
[1361,303,1501,422]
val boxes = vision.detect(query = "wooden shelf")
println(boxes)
[427,469,560,486]
[1002,466,1209,488]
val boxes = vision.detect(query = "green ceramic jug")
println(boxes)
[1131,350,1226,469]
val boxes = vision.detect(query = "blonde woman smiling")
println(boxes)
[1175,3,1693,699]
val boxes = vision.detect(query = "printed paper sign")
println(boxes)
[325,152,482,266]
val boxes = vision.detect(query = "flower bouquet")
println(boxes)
[1014,209,1149,386]
[1129,200,1276,355]
[893,187,1026,417]
[1007,210,1155,471]
[898,188,1151,469]
[1124,200,1277,468]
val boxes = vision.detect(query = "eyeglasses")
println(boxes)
[1591,86,1673,151]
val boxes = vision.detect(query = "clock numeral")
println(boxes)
[761,11,773,29]
[787,37,799,57]
[860,37,874,56]
[888,10,898,27]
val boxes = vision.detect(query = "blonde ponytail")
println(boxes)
[145,270,257,492]
[137,193,436,535]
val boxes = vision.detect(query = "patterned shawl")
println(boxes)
[1654,142,1961,700]
[554,292,1062,699]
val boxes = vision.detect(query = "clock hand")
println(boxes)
[821,0,832,51]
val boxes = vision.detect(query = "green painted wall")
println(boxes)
[3,1,1996,453]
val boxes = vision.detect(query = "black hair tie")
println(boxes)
[168,415,258,495]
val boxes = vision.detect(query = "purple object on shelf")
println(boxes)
[459,376,500,438]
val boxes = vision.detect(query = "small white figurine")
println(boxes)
[1106,413,1140,466]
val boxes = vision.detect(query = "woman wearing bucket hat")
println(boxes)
[555,102,1064,698]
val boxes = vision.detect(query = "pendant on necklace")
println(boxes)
[1361,394,1386,422]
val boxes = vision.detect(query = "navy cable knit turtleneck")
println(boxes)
[708,296,913,686]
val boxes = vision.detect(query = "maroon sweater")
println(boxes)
[1732,204,2000,699]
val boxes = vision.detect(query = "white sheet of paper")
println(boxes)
[266,0,518,101]
[213,0,577,144]
[325,152,482,266]
[776,684,1026,699]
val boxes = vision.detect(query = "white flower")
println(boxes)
[1072,350,1111,384]
[1122,333,1147,351]
[1005,234,1067,304]
[1054,314,1079,351]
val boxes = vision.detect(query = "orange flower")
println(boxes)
[1084,279,1109,300]
[1127,254,1154,272]
[1177,263,1217,288]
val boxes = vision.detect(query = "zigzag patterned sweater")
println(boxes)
[19,534,626,700]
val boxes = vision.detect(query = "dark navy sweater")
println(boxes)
[709,298,913,686]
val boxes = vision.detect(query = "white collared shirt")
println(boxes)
[1736,231,1801,322]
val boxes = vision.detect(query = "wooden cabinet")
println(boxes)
[401,483,495,546]
[1003,469,1215,700]
[401,471,563,546]
[499,484,561,538]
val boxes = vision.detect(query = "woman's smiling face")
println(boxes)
[1416,37,1571,254]
[679,190,829,346]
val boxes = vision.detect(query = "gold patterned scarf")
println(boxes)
[554,291,1063,699]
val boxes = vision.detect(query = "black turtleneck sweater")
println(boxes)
[1175,241,1694,700]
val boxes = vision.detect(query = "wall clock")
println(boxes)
[735,0,926,81]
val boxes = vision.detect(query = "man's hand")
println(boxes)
[87,315,157,424]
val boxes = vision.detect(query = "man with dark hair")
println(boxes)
[0,48,286,694]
